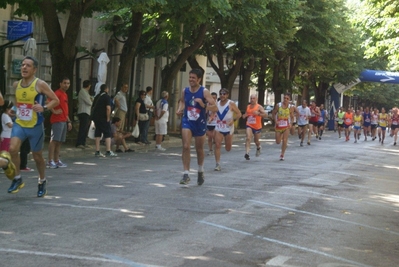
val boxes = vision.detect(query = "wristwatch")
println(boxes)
[43,105,48,111]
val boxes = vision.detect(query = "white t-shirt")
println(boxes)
[156,99,169,122]
[114,91,128,112]
[145,95,154,113]
[297,106,311,126]
[1,113,13,138]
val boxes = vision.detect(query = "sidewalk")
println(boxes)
[41,124,275,161]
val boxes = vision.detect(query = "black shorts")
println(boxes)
[309,121,318,126]
[94,120,112,138]
[207,125,215,131]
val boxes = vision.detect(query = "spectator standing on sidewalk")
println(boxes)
[154,91,169,151]
[47,77,72,169]
[76,80,93,149]
[113,83,129,131]
[0,100,14,151]
[92,84,117,157]
[8,56,60,197]
[134,90,150,144]
[144,86,155,143]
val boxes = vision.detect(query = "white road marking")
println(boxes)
[198,221,372,267]
[249,200,399,236]
[266,255,292,266]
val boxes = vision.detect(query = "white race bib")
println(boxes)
[187,107,200,121]
[247,116,256,124]
[17,103,33,121]
[277,120,288,127]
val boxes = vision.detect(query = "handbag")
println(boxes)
[139,113,149,121]
[88,121,96,139]
[132,123,140,138]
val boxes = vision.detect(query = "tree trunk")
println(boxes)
[116,11,144,93]
[36,0,96,121]
[238,57,255,129]
[257,57,268,106]
[160,23,208,95]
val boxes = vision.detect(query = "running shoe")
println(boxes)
[46,161,58,169]
[354,140,357,143]
[244,153,250,160]
[280,155,284,161]
[8,178,24,194]
[180,174,190,185]
[156,146,166,151]
[214,164,221,171]
[84,144,92,148]
[115,149,124,153]
[55,160,67,168]
[256,147,261,157]
[394,142,397,146]
[106,151,118,157]
[207,150,214,156]
[0,150,16,180]
[95,151,105,157]
[76,145,86,149]
[37,180,47,197]
[307,141,311,145]
[126,149,135,152]
[319,137,321,140]
[197,172,205,186]
[300,142,303,147]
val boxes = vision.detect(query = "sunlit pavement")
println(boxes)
[0,129,398,267]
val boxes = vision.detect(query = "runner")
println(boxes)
[206,92,218,156]
[213,88,241,171]
[176,69,217,185]
[336,107,345,138]
[317,104,327,140]
[296,100,311,146]
[371,108,379,141]
[272,93,295,160]
[242,94,267,160]
[378,107,389,144]
[353,109,363,143]
[308,101,320,141]
[390,107,399,145]
[343,108,353,142]
[362,107,371,141]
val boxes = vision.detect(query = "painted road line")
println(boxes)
[198,221,372,267]
[248,200,399,236]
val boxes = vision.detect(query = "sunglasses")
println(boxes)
[220,92,228,95]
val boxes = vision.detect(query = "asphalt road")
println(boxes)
[0,128,398,267]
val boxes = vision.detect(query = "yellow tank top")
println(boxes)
[354,115,362,126]
[275,104,290,130]
[15,78,44,128]
[379,113,388,127]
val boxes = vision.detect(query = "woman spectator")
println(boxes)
[134,90,150,144]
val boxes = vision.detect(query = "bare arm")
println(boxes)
[134,102,141,125]
[35,80,60,112]
[176,90,185,116]
[203,89,217,112]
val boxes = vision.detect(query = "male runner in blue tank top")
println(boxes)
[176,69,217,185]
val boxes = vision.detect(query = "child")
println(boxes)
[111,117,134,153]
[0,100,14,151]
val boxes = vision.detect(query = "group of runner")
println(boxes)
[334,106,399,145]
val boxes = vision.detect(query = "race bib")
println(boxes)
[187,106,200,121]
[365,118,370,122]
[393,121,398,125]
[17,103,33,121]
[355,121,361,126]
[345,118,351,123]
[277,120,288,127]
[247,115,256,124]
[217,120,227,129]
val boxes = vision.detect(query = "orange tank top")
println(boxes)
[245,104,262,130]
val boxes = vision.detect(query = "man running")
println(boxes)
[8,56,60,197]
[353,109,363,143]
[272,93,295,160]
[242,94,268,160]
[378,107,389,144]
[336,107,345,138]
[213,88,241,171]
[206,92,218,156]
[309,101,320,140]
[317,104,327,140]
[297,100,311,146]
[362,107,371,141]
[176,69,217,185]
[344,107,353,142]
